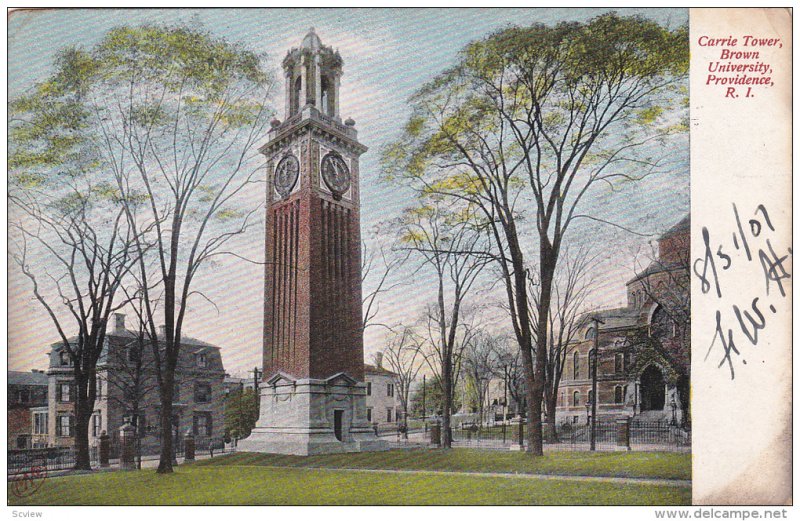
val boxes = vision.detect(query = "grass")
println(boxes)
[9,465,690,506]
[197,448,691,481]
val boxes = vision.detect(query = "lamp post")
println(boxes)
[502,364,508,443]
[422,374,426,422]
[589,315,604,452]
[585,401,591,426]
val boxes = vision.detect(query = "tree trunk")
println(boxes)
[73,380,94,471]
[545,393,559,442]
[73,412,92,470]
[157,374,175,474]
[442,363,452,449]
[530,249,557,456]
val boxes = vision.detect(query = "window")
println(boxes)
[197,353,208,368]
[615,353,624,374]
[614,386,624,405]
[386,408,393,423]
[387,383,394,397]
[33,412,48,435]
[193,413,212,437]
[366,382,371,396]
[588,349,596,379]
[128,346,138,363]
[15,389,29,404]
[573,416,579,424]
[588,390,594,405]
[194,383,212,403]
[572,391,580,407]
[573,352,579,380]
[57,415,74,437]
[92,411,102,437]
[585,327,596,340]
[366,408,372,423]
[57,383,72,403]
[59,351,72,366]
[95,376,102,399]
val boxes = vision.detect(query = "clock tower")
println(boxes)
[238,29,387,455]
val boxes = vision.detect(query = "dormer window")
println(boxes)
[197,353,208,368]
[59,351,72,367]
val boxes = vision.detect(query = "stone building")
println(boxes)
[556,215,690,426]
[7,370,48,449]
[364,359,401,425]
[44,313,226,452]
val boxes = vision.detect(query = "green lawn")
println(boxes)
[198,448,691,481]
[9,465,690,506]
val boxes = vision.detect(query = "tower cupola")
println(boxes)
[282,28,343,120]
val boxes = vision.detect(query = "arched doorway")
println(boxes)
[640,365,666,411]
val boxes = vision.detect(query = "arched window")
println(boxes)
[573,351,580,380]
[588,349,596,379]
[572,391,580,407]
[291,76,302,115]
[588,390,594,405]
[585,327,595,340]
[650,305,673,339]
[614,386,624,404]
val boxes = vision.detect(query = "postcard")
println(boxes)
[5,6,792,513]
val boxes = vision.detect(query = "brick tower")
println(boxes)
[238,29,386,455]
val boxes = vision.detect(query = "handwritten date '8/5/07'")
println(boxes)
[693,204,791,379]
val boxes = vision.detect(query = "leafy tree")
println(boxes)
[385,13,688,454]
[10,24,275,472]
[224,388,260,440]
[9,73,141,469]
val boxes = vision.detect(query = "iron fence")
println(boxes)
[444,418,690,452]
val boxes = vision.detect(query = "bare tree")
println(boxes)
[462,330,499,432]
[362,239,408,332]
[8,186,137,470]
[539,248,597,440]
[380,327,424,438]
[398,198,491,448]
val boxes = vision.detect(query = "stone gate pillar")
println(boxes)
[119,422,136,470]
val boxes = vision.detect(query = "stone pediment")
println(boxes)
[325,372,357,386]
[266,371,298,386]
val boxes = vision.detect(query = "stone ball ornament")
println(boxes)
[274,153,300,198]
[321,151,351,197]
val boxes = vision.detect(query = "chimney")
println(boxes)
[113,313,126,332]
[374,352,383,369]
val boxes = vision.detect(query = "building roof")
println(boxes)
[660,214,690,240]
[8,370,48,387]
[364,364,397,377]
[301,27,322,50]
[580,307,640,332]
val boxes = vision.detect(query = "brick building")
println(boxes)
[44,313,226,452]
[556,215,690,426]
[7,370,48,449]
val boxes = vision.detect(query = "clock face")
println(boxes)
[274,154,299,198]
[321,151,351,196]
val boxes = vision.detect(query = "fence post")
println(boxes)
[99,431,110,468]
[430,423,441,446]
[510,417,524,451]
[616,418,631,451]
[184,432,195,461]
[119,422,136,470]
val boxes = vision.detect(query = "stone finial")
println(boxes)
[344,117,355,127]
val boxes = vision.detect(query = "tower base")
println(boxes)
[237,372,390,456]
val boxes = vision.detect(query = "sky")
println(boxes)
[7,8,690,378]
